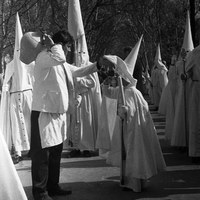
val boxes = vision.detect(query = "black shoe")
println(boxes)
[12,156,19,164]
[48,186,72,196]
[122,187,133,192]
[12,155,22,164]
[191,157,200,164]
[178,146,188,153]
[82,150,91,157]
[151,107,158,111]
[68,149,81,158]
[18,156,23,161]
[33,193,53,200]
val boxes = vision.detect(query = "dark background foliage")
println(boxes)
[0,0,199,73]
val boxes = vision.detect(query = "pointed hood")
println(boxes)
[11,12,32,91]
[154,43,162,64]
[103,55,137,85]
[68,0,85,40]
[68,0,89,66]
[14,12,23,59]
[154,43,168,71]
[124,35,143,75]
[103,35,143,85]
[157,60,168,71]
[68,0,102,133]
[182,10,194,52]
[77,33,90,66]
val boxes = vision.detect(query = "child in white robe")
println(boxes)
[98,36,166,192]
[102,76,166,192]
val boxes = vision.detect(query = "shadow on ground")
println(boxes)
[24,169,200,200]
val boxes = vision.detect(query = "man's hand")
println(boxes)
[42,34,54,47]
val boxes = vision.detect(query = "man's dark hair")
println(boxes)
[52,30,72,45]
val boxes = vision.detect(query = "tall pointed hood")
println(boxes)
[182,10,194,52]
[154,43,168,71]
[68,0,85,40]
[124,35,143,75]
[68,0,89,66]
[77,34,89,66]
[67,0,102,138]
[104,35,143,85]
[154,43,162,64]
[14,12,23,57]
[11,12,32,91]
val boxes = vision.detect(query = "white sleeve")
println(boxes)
[68,62,98,78]
[50,44,66,63]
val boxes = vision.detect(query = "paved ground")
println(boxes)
[15,97,200,200]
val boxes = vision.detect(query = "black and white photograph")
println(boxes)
[0,0,200,200]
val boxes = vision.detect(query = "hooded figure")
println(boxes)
[97,36,166,192]
[0,13,33,161]
[171,10,194,150]
[65,0,102,157]
[158,50,178,142]
[151,44,168,110]
[182,31,200,160]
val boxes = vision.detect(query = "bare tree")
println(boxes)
[0,0,194,73]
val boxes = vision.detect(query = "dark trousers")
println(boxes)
[30,111,63,196]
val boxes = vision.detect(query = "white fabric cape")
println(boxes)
[97,84,166,191]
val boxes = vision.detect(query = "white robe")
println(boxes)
[99,84,166,192]
[75,74,98,150]
[65,71,102,150]
[152,66,168,107]
[158,65,178,141]
[171,60,189,147]
[0,129,27,200]
[0,60,33,153]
